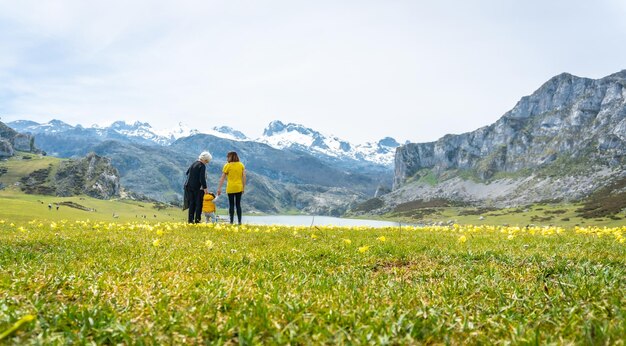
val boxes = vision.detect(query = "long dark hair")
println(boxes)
[227,151,240,163]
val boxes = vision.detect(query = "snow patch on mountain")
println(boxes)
[152,122,200,144]
[8,120,251,145]
[105,121,172,145]
[9,119,75,134]
[258,120,398,166]
[8,118,396,166]
[210,126,249,141]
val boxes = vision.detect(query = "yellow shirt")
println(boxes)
[202,194,216,213]
[223,162,245,194]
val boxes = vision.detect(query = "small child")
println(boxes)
[202,192,219,223]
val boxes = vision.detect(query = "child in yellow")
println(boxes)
[202,192,219,223]
[217,151,246,225]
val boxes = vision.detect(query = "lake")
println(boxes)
[232,215,403,228]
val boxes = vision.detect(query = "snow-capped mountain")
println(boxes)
[101,121,176,145]
[210,126,249,141]
[257,120,399,166]
[8,119,398,166]
[7,120,250,146]
[149,122,199,145]
[8,119,75,134]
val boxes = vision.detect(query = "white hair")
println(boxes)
[198,151,212,162]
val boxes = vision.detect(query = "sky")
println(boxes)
[1,0,626,144]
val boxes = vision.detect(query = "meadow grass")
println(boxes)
[0,221,624,344]
[389,203,626,228]
[0,190,184,223]
[0,153,59,187]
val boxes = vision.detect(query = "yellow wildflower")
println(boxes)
[152,239,161,247]
[0,314,36,339]
[358,246,369,253]
[377,236,386,242]
[205,239,214,249]
[458,235,467,243]
[343,238,352,245]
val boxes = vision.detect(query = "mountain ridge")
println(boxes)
[353,69,626,216]
[257,120,399,166]
[8,119,399,167]
[4,120,393,215]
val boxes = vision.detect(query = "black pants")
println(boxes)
[228,192,243,224]
[187,189,204,223]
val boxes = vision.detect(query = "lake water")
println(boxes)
[234,215,403,228]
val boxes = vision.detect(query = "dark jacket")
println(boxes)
[183,160,207,210]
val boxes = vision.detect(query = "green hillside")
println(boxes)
[0,152,185,222]
[393,203,626,228]
[349,197,626,228]
[0,152,59,186]
[0,190,184,223]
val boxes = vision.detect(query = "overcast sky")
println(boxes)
[1,0,625,144]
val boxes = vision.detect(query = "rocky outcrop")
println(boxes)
[12,134,35,152]
[0,139,14,158]
[383,70,626,210]
[0,121,18,140]
[20,152,121,199]
[0,121,38,155]
[55,152,120,198]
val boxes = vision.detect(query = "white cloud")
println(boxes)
[1,0,625,143]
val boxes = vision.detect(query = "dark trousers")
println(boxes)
[228,192,243,224]
[187,189,205,223]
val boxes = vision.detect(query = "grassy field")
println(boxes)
[0,189,185,223]
[0,221,624,344]
[0,153,191,223]
[387,202,626,228]
[0,153,60,186]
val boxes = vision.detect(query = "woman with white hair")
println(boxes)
[184,151,212,223]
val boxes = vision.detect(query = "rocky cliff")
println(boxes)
[378,70,626,211]
[0,121,38,157]
[20,152,120,199]
[0,139,14,158]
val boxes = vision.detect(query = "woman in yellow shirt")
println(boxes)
[217,151,246,225]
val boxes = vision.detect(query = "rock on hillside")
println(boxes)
[0,121,18,140]
[20,152,120,199]
[360,70,626,214]
[55,152,121,198]
[0,139,14,158]
[0,121,38,156]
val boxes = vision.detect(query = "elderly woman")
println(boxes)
[184,151,212,223]
[217,151,246,225]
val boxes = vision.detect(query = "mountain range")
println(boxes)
[8,119,399,166]
[7,70,626,218]
[6,119,397,215]
[354,70,626,216]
